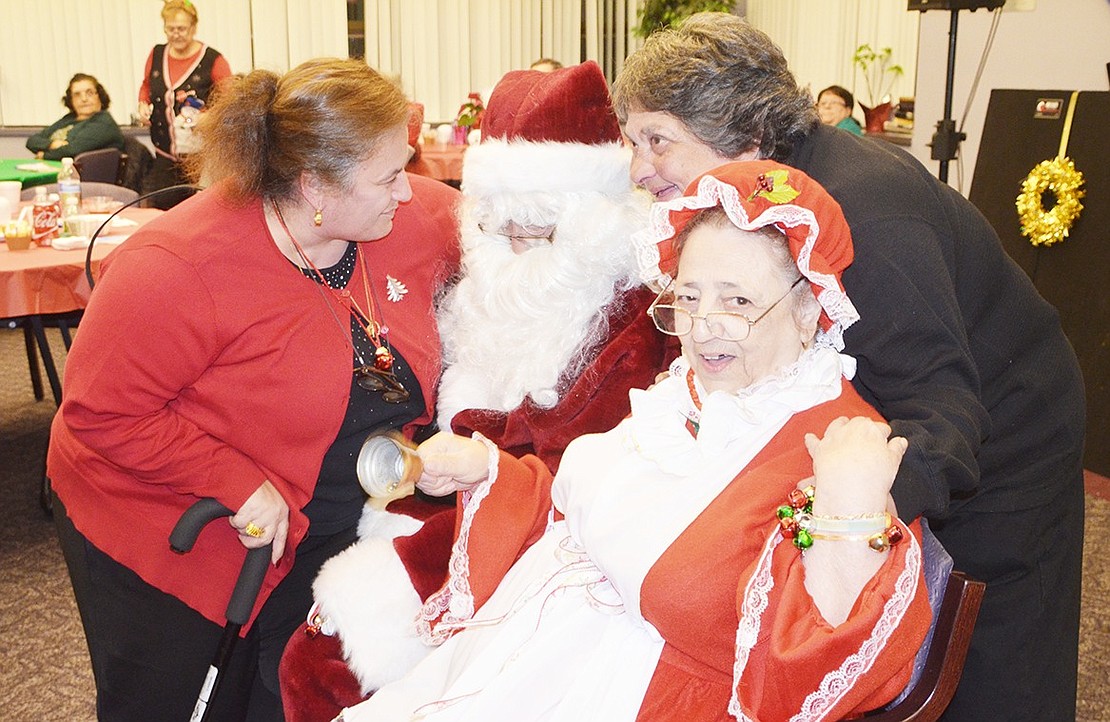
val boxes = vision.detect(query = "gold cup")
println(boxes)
[4,224,33,251]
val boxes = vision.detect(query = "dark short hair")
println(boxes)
[63,73,111,113]
[529,58,563,70]
[818,85,854,109]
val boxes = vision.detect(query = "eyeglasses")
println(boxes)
[648,276,804,341]
[478,222,554,247]
[355,365,411,403]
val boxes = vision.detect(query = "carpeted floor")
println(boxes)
[0,326,1107,721]
[0,327,95,720]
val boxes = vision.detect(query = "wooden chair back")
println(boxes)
[860,570,986,722]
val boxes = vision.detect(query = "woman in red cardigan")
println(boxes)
[48,58,459,721]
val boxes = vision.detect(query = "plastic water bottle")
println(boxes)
[58,157,81,236]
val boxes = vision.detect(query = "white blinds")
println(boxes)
[0,0,344,127]
[745,0,920,108]
[0,1,915,135]
[363,0,640,124]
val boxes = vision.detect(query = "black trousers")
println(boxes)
[140,154,197,210]
[54,493,357,721]
[933,463,1085,722]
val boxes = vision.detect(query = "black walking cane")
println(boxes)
[170,498,272,722]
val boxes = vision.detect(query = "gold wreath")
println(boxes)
[1016,156,1086,248]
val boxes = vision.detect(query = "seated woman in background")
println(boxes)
[25,73,125,160]
[816,85,863,136]
[334,160,931,722]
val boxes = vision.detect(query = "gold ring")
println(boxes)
[244,522,265,538]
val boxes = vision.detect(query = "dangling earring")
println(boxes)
[313,208,323,226]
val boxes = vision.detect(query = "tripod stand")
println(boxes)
[910,0,1005,182]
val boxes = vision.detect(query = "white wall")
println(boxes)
[5,0,1106,189]
[910,0,1110,195]
[361,0,640,124]
[747,0,919,113]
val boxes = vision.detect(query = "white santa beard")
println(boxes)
[437,199,642,430]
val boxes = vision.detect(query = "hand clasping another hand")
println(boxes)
[229,480,290,565]
[804,416,907,518]
[415,431,491,497]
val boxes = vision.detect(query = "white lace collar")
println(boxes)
[624,347,854,476]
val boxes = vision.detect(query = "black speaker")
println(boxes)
[907,0,1004,11]
[970,90,1110,475]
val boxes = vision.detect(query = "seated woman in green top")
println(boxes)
[816,85,863,136]
[26,73,126,161]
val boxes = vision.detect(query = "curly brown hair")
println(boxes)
[612,12,817,161]
[190,58,410,202]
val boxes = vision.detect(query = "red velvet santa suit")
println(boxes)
[279,61,670,722]
[451,285,669,473]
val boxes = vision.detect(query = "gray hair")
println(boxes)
[612,12,818,160]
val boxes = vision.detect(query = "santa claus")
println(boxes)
[279,61,669,722]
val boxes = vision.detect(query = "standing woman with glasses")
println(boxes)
[137,0,232,209]
[49,58,460,721]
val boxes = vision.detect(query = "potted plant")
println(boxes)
[453,92,485,144]
[853,44,904,133]
[634,0,733,38]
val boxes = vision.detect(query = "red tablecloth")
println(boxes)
[410,143,467,182]
[1,207,162,318]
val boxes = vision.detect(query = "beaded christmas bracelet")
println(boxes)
[775,486,904,552]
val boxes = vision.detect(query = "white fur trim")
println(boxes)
[356,504,425,541]
[312,515,430,695]
[462,140,631,197]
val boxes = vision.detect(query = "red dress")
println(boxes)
[343,350,931,721]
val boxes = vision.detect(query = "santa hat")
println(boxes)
[635,160,860,350]
[462,60,631,198]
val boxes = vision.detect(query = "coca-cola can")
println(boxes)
[32,198,59,246]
